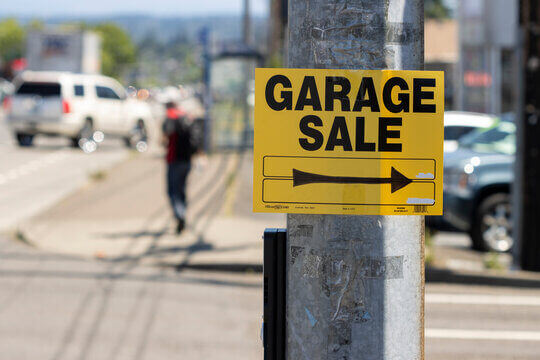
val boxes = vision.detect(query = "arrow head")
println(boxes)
[390,167,412,193]
[293,168,317,187]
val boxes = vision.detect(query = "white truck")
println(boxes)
[5,71,153,148]
[26,30,101,74]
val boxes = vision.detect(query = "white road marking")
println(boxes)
[426,328,540,341]
[0,150,68,186]
[426,293,540,307]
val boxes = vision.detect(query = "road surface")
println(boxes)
[0,235,262,359]
[1,114,539,359]
[0,115,128,231]
[1,234,539,359]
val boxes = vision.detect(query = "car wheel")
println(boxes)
[73,120,93,143]
[73,120,97,152]
[124,120,148,152]
[70,136,79,147]
[16,133,34,147]
[471,193,513,252]
[80,120,94,140]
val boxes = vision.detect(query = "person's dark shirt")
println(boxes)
[163,108,195,163]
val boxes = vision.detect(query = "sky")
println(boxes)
[0,0,269,17]
[445,0,458,12]
[0,0,457,19]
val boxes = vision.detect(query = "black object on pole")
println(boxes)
[518,0,540,271]
[263,228,286,360]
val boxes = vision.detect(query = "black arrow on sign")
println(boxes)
[292,167,413,193]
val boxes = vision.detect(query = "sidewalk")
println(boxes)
[427,231,540,287]
[17,150,540,286]
[19,151,285,270]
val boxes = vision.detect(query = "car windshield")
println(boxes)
[16,82,61,97]
[444,126,476,141]
[459,120,516,155]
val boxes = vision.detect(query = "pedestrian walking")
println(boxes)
[162,101,196,233]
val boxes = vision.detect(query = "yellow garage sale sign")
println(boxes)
[253,68,444,215]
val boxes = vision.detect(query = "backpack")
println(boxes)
[163,115,197,161]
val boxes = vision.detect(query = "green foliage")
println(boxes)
[425,0,451,19]
[0,17,198,85]
[27,19,45,31]
[89,170,107,182]
[136,32,202,86]
[484,252,505,270]
[267,52,283,68]
[0,19,25,62]
[90,23,136,79]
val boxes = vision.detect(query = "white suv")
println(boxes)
[5,71,152,148]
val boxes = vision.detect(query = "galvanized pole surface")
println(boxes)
[286,1,425,359]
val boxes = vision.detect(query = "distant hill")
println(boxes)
[14,14,268,44]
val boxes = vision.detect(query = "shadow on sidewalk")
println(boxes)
[426,266,540,288]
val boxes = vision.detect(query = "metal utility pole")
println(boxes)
[200,27,212,153]
[517,0,540,271]
[268,0,288,63]
[286,1,425,359]
[242,0,252,148]
[243,0,252,45]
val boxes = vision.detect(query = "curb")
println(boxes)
[426,266,540,288]
[172,262,263,274]
[13,226,540,284]
[172,263,540,284]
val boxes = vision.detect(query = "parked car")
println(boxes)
[443,119,515,252]
[426,111,498,230]
[4,71,152,148]
[0,78,14,110]
[443,111,496,153]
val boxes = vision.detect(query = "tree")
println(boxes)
[135,31,202,86]
[0,19,25,63]
[425,0,451,19]
[90,23,136,79]
[27,19,45,32]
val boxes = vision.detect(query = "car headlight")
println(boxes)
[458,164,477,190]
[458,173,470,189]
[444,165,477,194]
